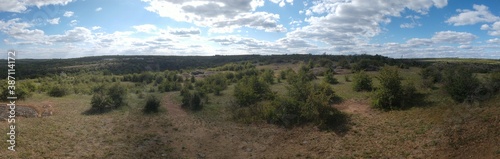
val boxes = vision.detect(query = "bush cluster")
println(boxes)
[90,83,127,111]
[234,75,274,106]
[180,87,203,111]
[372,66,418,110]
[352,71,372,91]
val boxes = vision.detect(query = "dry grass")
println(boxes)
[0,93,173,158]
[1,64,498,158]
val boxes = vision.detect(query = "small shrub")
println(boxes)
[144,95,161,113]
[443,67,480,103]
[89,83,127,112]
[344,75,351,82]
[180,90,203,111]
[234,75,273,106]
[323,72,339,84]
[107,83,127,108]
[352,71,372,91]
[48,85,69,97]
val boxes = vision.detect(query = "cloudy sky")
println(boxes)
[0,0,499,59]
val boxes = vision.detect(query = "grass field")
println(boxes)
[0,62,498,158]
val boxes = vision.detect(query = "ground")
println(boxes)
[0,64,498,158]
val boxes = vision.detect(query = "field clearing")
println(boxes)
[0,59,498,158]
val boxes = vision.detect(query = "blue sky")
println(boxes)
[0,0,499,59]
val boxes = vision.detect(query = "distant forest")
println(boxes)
[2,54,498,79]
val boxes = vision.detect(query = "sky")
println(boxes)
[0,0,499,59]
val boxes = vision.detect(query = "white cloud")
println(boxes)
[47,18,60,25]
[0,18,48,45]
[288,0,448,48]
[95,7,102,12]
[0,0,74,13]
[63,11,74,17]
[400,15,422,28]
[142,0,285,33]
[91,26,101,30]
[69,20,78,26]
[487,38,500,44]
[446,4,500,26]
[132,24,158,33]
[431,31,477,44]
[480,22,500,36]
[269,0,293,7]
[210,12,286,33]
[50,27,92,43]
[168,27,201,36]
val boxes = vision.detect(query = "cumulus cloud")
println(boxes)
[431,31,477,44]
[50,27,92,43]
[168,27,201,36]
[288,0,449,49]
[480,22,500,36]
[446,4,500,26]
[47,18,60,25]
[0,0,74,12]
[269,0,293,7]
[63,11,74,17]
[91,26,101,30]
[132,24,158,33]
[487,38,500,44]
[69,20,77,26]
[95,7,102,12]
[142,0,285,33]
[210,12,286,33]
[0,18,47,44]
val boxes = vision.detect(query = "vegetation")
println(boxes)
[48,85,70,97]
[442,67,481,103]
[323,71,339,84]
[233,75,274,106]
[89,83,127,112]
[372,66,419,110]
[144,95,161,113]
[352,71,372,91]
[2,54,499,158]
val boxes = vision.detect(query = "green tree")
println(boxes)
[443,67,480,102]
[352,71,372,91]
[372,66,403,110]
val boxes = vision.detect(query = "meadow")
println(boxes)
[0,54,499,158]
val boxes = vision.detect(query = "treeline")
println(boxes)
[2,54,436,80]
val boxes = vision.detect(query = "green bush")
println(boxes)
[90,83,128,111]
[144,95,161,113]
[323,71,339,84]
[107,83,127,108]
[180,90,203,111]
[443,67,480,103]
[265,82,345,129]
[372,66,403,110]
[260,69,275,84]
[352,71,372,91]
[48,85,70,97]
[234,75,273,106]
